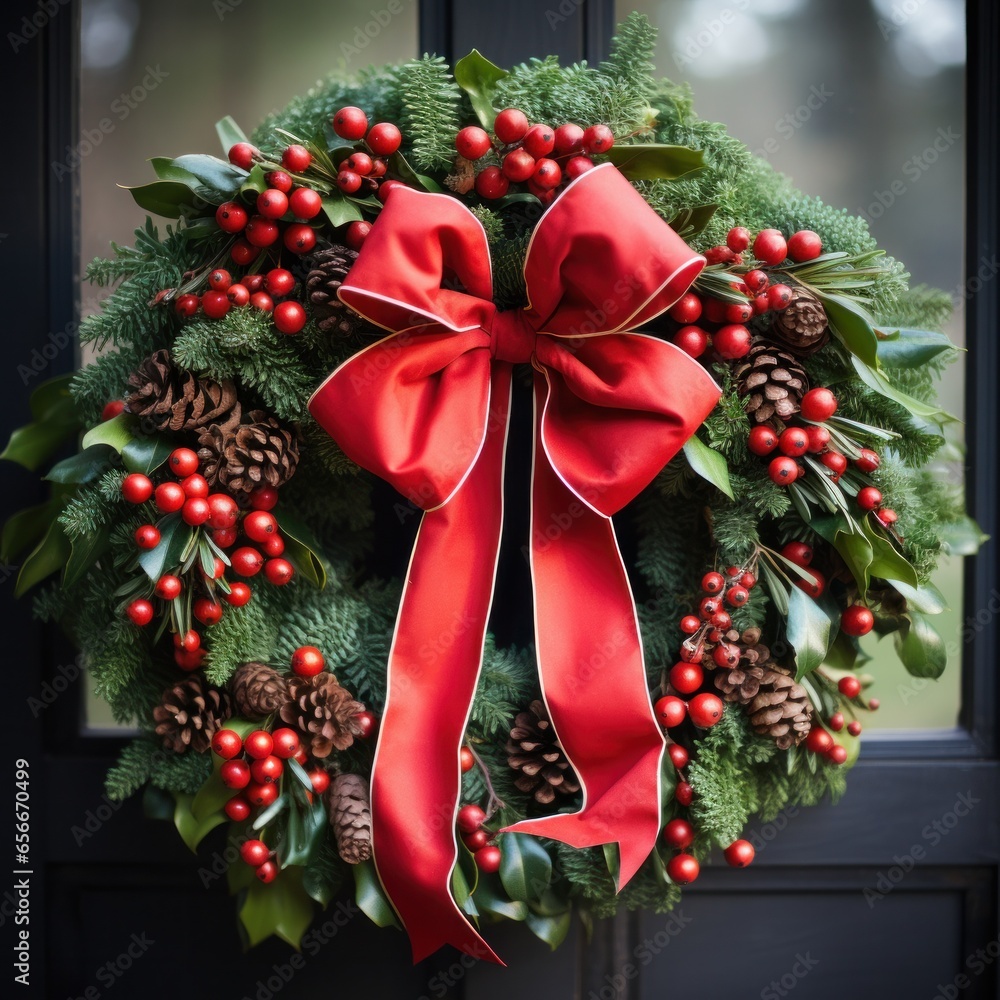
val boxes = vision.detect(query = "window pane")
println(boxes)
[78,0,418,729]
[618,0,966,729]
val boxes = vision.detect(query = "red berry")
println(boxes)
[837,675,863,700]
[282,144,312,173]
[474,165,509,199]
[457,804,486,833]
[250,292,273,313]
[582,123,614,153]
[230,240,256,266]
[752,293,770,315]
[876,508,898,527]
[225,582,252,607]
[740,572,756,589]
[193,598,223,626]
[224,796,250,822]
[345,151,373,175]
[270,728,300,759]
[827,744,848,765]
[564,155,594,179]
[699,596,721,619]
[494,108,529,144]
[345,221,372,250]
[264,558,295,586]
[201,290,230,319]
[800,388,838,422]
[265,170,293,193]
[245,216,279,247]
[284,223,316,255]
[767,283,793,310]
[744,269,769,294]
[662,818,694,849]
[475,846,502,873]
[701,572,725,595]
[668,293,702,324]
[847,720,862,737]
[212,729,243,759]
[333,106,368,140]
[502,148,535,182]
[231,547,264,577]
[726,585,750,607]
[251,755,284,785]
[654,695,687,729]
[337,170,362,194]
[553,122,584,154]
[778,427,810,457]
[724,840,755,867]
[747,425,778,457]
[532,158,562,189]
[667,742,690,769]
[288,187,322,220]
[672,325,709,358]
[669,661,703,696]
[796,567,825,599]
[820,451,848,477]
[247,782,279,807]
[688,693,724,728]
[261,535,285,558]
[675,781,694,806]
[805,727,834,754]
[134,524,160,550]
[857,487,883,511]
[806,426,830,453]
[291,645,325,677]
[245,730,273,760]
[713,324,751,359]
[181,497,210,526]
[787,230,822,262]
[206,493,238,530]
[753,229,787,265]
[679,615,701,635]
[724,301,754,324]
[241,839,270,867]
[173,629,200,653]
[455,126,492,160]
[768,456,798,485]
[712,643,740,669]
[228,142,260,170]
[463,829,489,851]
[154,574,182,600]
[171,293,198,317]
[216,201,248,234]
[264,265,294,296]
[667,853,699,885]
[182,474,210,501]
[856,448,880,473]
[354,710,378,739]
[207,269,231,292]
[273,301,307,336]
[521,123,555,158]
[366,122,401,156]
[122,473,153,504]
[829,711,845,731]
[308,768,330,794]
[221,759,251,789]
[781,541,813,566]
[841,606,875,638]
[726,226,751,253]
[125,598,154,627]
[460,746,476,773]
[243,511,278,543]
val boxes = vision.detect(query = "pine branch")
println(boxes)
[396,56,462,173]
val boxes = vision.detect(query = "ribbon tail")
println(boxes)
[370,368,512,965]
[501,375,665,889]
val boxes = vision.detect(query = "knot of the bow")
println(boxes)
[488,308,537,364]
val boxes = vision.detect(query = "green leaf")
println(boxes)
[875,327,958,368]
[275,510,327,588]
[667,203,718,241]
[122,180,206,218]
[858,516,918,588]
[887,579,948,615]
[121,434,174,474]
[354,861,399,928]
[816,292,879,367]
[63,528,112,588]
[851,355,956,424]
[44,444,115,484]
[170,154,245,200]
[137,513,194,582]
[15,519,71,596]
[216,115,248,154]
[937,516,988,556]
[81,412,136,453]
[498,832,552,902]
[280,798,327,869]
[525,907,572,950]
[387,151,442,193]
[451,858,478,917]
[191,765,234,823]
[1,501,57,564]
[239,868,315,948]
[473,875,528,921]
[759,560,789,616]
[893,612,947,679]
[813,515,875,594]
[1,374,80,471]
[239,164,268,198]
[173,791,227,852]
[453,49,508,129]
[602,843,620,886]
[321,194,363,228]
[603,143,704,181]
[682,435,733,499]
[785,585,833,680]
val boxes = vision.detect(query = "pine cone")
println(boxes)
[770,289,830,356]
[229,662,289,720]
[279,674,365,758]
[304,245,361,335]
[444,154,475,194]
[734,341,810,424]
[744,664,813,749]
[152,676,231,754]
[328,774,372,864]
[712,627,773,702]
[197,410,300,494]
[125,350,241,434]
[506,700,580,805]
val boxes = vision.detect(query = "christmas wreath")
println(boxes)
[5,13,983,960]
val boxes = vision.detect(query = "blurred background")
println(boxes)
[80,0,966,731]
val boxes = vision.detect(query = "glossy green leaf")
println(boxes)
[498,832,552,902]
[388,151,442,193]
[171,154,245,200]
[191,766,234,823]
[604,143,704,181]
[81,412,136,453]
[824,631,862,673]
[280,798,327,869]
[239,164,268,198]
[1,501,56,564]
[602,842,620,887]
[937,516,989,555]
[454,49,508,128]
[321,194,363,228]
[875,327,958,368]
[668,203,718,241]
[893,612,947,678]
[275,509,327,588]
[759,560,790,616]
[525,907,572,949]
[216,115,249,155]
[786,584,833,680]
[817,292,879,367]
[682,435,734,499]
[1,375,80,471]
[859,517,918,588]
[122,180,205,218]
[239,868,315,948]
[137,513,194,582]
[887,579,948,615]
[354,861,399,928]
[451,859,479,917]
[173,792,227,853]
[15,519,72,597]
[851,355,955,424]
[473,875,528,921]
[63,528,112,588]
[44,444,115,484]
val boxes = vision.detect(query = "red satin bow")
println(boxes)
[308,163,721,964]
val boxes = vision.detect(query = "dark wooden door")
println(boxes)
[3,2,997,998]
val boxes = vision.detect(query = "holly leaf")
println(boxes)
[275,509,327,588]
[170,154,246,201]
[239,868,315,948]
[875,327,958,368]
[1,501,59,564]
[137,513,194,581]
[786,584,833,680]
[851,355,956,425]
[525,907,572,950]
[893,611,947,679]
[387,151,442,193]
[682,434,734,499]
[859,516,918,588]
[239,164,268,199]
[454,49,508,129]
[121,180,206,219]
[81,412,136,453]
[173,792,227,853]
[216,115,248,155]
[1,374,80,471]
[354,860,399,928]
[321,194,363,228]
[121,434,174,475]
[44,444,115,484]
[604,143,704,181]
[473,875,528,921]
[817,292,880,367]
[14,519,72,597]
[498,832,552,902]
[63,527,112,588]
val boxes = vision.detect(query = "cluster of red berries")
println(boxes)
[827,674,878,740]
[459,109,613,205]
[456,797,502,874]
[120,449,294,668]
[669,227,825,363]
[170,266,307,335]
[331,105,401,204]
